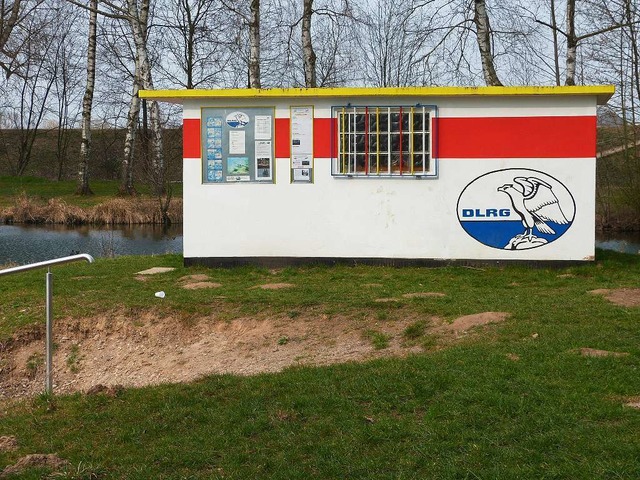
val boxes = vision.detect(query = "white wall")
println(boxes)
[182,95,597,262]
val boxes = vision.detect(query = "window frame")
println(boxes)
[331,104,437,179]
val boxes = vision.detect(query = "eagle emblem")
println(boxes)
[497,176,570,250]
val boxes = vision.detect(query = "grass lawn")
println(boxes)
[1,250,640,478]
[0,176,183,209]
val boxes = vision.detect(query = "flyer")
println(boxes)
[292,154,312,169]
[229,130,246,154]
[255,115,272,140]
[291,106,313,154]
[293,168,311,182]
[255,140,272,181]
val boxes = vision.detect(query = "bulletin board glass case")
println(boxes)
[201,107,275,183]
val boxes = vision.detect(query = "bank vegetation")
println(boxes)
[0,193,182,225]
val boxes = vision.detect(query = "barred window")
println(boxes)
[332,106,436,177]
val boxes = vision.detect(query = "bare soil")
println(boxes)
[589,288,640,307]
[0,310,509,399]
[0,454,68,478]
[0,437,17,453]
[578,347,629,358]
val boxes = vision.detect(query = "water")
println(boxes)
[0,224,635,266]
[0,224,183,265]
[595,232,640,255]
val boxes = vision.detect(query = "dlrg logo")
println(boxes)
[461,209,511,218]
[457,168,576,251]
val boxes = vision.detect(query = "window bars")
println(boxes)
[334,106,434,177]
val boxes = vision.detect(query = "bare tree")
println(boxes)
[8,8,61,175]
[155,0,235,89]
[53,16,83,181]
[77,0,98,194]
[221,0,261,88]
[473,0,502,85]
[356,0,437,87]
[70,0,165,195]
[0,0,44,77]
[301,0,316,87]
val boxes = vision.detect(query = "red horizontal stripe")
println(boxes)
[314,118,338,158]
[275,118,290,158]
[436,116,596,158]
[183,118,201,158]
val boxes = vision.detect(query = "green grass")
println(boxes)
[1,250,640,478]
[0,176,183,208]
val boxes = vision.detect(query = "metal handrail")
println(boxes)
[0,254,94,277]
[0,254,94,394]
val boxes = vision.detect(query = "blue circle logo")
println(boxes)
[457,168,576,250]
[225,111,250,128]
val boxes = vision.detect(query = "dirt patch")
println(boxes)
[0,436,17,453]
[0,309,509,399]
[402,292,446,298]
[253,283,294,290]
[438,312,509,334]
[589,288,640,307]
[179,274,210,282]
[135,267,176,275]
[578,347,630,358]
[374,298,401,303]
[506,353,520,361]
[1,454,68,478]
[182,282,222,290]
[625,399,640,409]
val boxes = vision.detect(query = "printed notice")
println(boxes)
[255,140,272,181]
[255,115,272,140]
[291,106,313,154]
[229,130,246,154]
[293,168,311,182]
[292,154,312,169]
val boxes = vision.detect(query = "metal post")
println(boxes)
[0,254,94,395]
[45,268,53,394]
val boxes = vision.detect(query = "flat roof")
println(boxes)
[139,85,614,105]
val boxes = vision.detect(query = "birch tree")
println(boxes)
[301,0,316,87]
[77,0,98,194]
[221,0,261,88]
[70,0,165,195]
[474,0,502,86]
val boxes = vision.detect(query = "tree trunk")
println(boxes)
[120,77,140,195]
[248,0,260,88]
[302,0,316,87]
[120,0,165,196]
[473,0,502,86]
[77,0,97,196]
[550,0,561,86]
[565,0,577,86]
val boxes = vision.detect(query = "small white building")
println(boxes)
[140,85,613,266]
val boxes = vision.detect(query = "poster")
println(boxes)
[255,115,272,140]
[291,106,313,154]
[229,130,246,154]
[205,116,223,182]
[255,141,272,180]
[293,168,311,182]
[227,157,250,181]
[292,154,312,169]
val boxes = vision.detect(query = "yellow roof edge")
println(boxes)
[139,85,615,105]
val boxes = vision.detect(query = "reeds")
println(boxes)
[0,194,183,225]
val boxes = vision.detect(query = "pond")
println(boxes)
[595,231,640,255]
[0,224,637,267]
[0,224,183,265]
